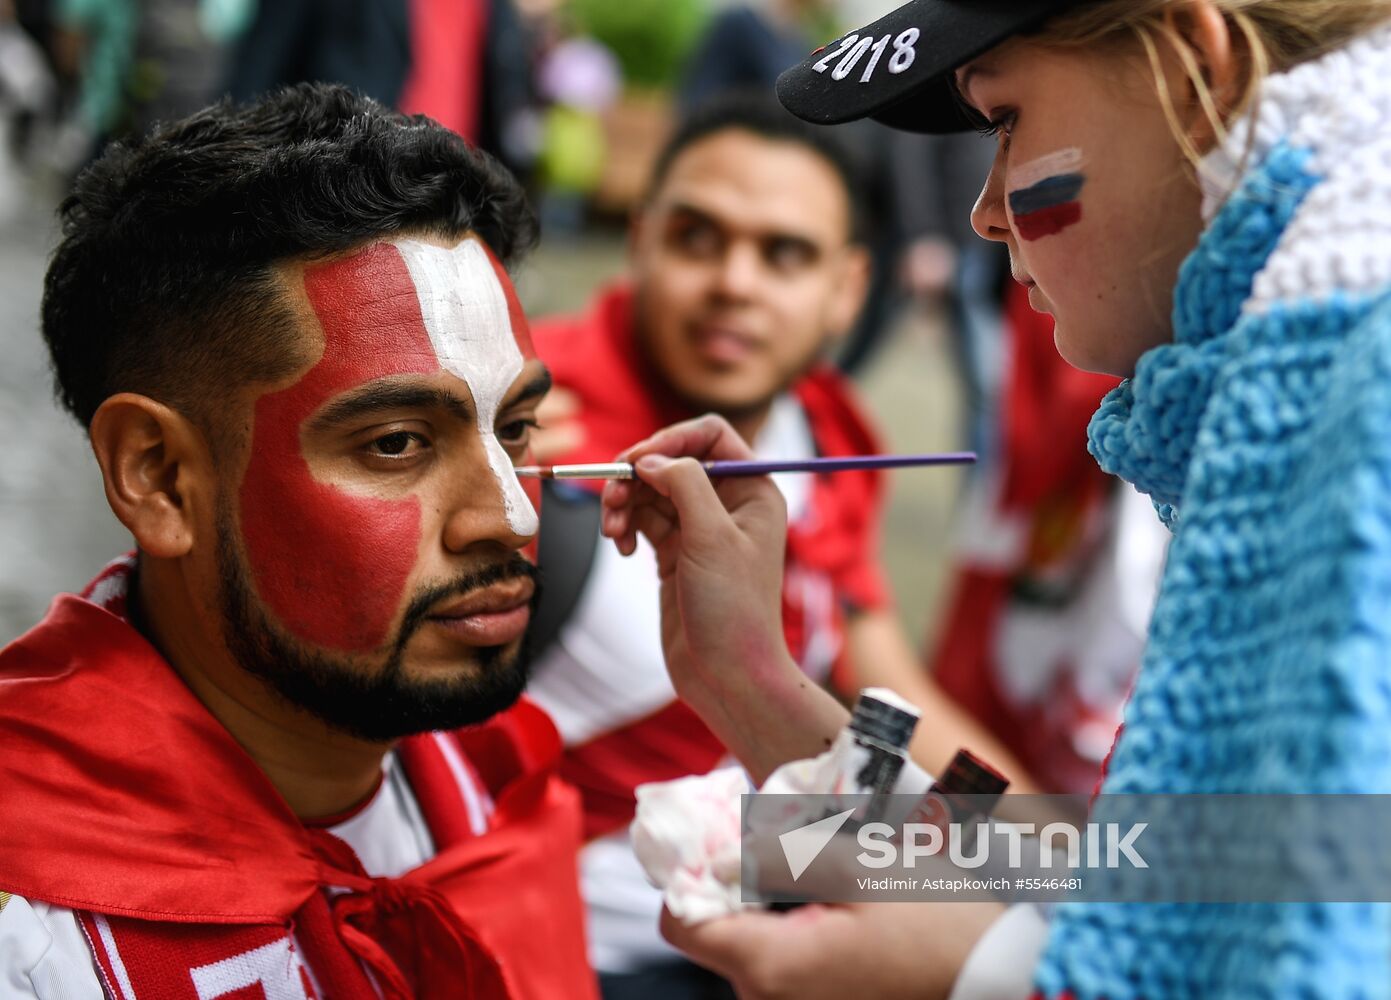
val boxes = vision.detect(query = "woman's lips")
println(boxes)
[427,578,534,646]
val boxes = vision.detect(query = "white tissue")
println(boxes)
[630,690,936,927]
[631,768,750,924]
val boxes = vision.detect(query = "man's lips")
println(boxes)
[689,323,761,365]
[427,577,534,646]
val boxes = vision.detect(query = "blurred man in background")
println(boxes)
[526,93,1037,1000]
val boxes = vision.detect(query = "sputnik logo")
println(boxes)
[779,808,857,881]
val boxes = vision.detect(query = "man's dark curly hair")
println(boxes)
[42,82,538,437]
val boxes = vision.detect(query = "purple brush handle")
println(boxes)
[700,453,976,476]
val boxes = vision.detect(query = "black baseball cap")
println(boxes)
[776,0,1089,133]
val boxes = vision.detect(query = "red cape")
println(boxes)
[0,593,595,998]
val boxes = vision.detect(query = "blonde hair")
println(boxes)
[1033,0,1391,164]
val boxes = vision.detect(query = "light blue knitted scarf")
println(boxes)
[1036,25,1391,999]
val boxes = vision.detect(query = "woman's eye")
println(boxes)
[368,431,428,459]
[983,110,1017,151]
[498,418,540,448]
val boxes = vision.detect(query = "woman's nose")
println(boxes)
[971,155,1011,244]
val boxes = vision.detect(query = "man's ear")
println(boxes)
[825,244,873,346]
[1162,0,1244,148]
[88,394,214,558]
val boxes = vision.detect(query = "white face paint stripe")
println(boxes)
[1009,147,1085,191]
[395,238,539,537]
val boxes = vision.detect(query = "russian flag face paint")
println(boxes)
[1008,148,1086,242]
[238,237,538,653]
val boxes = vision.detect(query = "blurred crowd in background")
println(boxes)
[0,0,1168,810]
[0,0,994,330]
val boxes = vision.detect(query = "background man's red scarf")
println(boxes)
[0,563,597,999]
[532,284,891,837]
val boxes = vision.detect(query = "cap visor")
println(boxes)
[776,0,1079,133]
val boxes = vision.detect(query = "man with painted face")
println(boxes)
[0,84,596,999]
[524,93,1036,999]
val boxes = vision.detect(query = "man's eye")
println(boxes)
[498,418,540,447]
[369,431,428,458]
[766,238,815,271]
[672,221,722,257]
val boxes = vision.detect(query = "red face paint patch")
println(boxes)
[483,243,536,362]
[1015,201,1084,241]
[238,243,436,652]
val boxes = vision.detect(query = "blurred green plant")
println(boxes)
[569,0,710,90]
[539,105,606,194]
[800,7,844,47]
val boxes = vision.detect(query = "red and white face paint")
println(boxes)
[238,236,537,653]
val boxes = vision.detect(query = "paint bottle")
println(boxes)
[841,687,920,822]
[763,689,919,910]
[907,748,1010,846]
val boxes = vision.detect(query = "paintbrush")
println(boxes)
[514,452,977,480]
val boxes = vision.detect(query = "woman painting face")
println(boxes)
[960,39,1209,376]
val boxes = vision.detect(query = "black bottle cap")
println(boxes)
[848,689,919,751]
[936,749,1010,802]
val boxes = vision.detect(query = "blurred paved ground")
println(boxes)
[1,220,965,649]
[0,189,131,640]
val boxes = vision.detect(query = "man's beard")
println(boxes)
[215,508,539,742]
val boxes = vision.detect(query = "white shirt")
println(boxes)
[949,904,1050,1000]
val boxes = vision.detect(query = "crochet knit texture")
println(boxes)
[1038,25,1391,999]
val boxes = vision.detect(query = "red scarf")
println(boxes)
[532,284,891,838]
[0,561,596,999]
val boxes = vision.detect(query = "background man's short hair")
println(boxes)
[42,82,538,435]
[646,91,870,243]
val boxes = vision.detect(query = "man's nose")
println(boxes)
[440,436,538,555]
[713,241,762,300]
